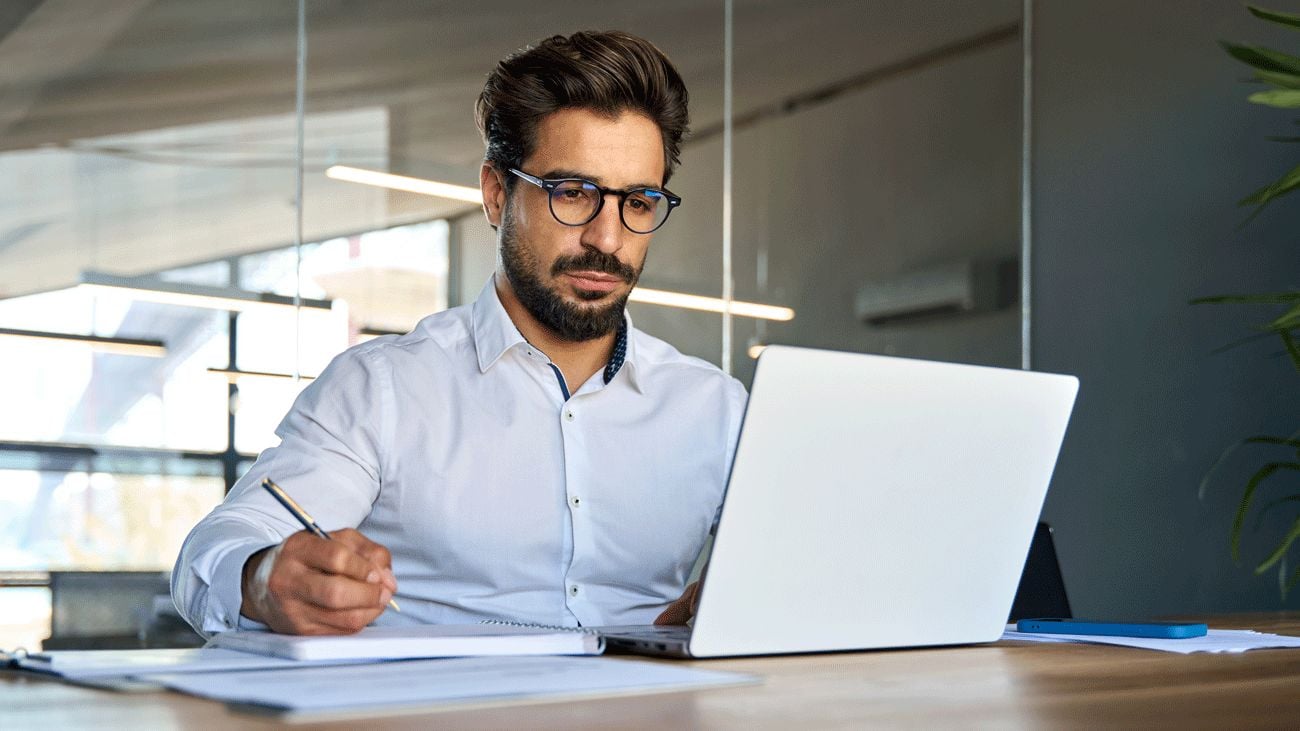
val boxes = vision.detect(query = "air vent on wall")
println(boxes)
[855,257,1017,326]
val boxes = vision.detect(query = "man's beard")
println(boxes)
[499,204,642,342]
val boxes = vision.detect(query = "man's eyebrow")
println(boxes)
[539,169,663,191]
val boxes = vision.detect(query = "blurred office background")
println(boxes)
[0,1,1295,649]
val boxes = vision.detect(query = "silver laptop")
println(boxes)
[598,345,1078,658]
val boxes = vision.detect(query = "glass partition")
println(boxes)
[0,1,1024,648]
[725,0,1026,383]
[0,3,302,646]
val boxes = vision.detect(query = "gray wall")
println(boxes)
[640,38,1024,383]
[1032,1,1300,616]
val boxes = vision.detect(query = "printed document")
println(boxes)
[1002,626,1300,653]
[144,655,758,716]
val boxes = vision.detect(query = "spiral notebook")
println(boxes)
[206,623,603,661]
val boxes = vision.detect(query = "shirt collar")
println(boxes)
[471,276,644,394]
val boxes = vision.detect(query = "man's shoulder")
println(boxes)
[628,327,746,396]
[337,303,475,367]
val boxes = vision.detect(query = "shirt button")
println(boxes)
[564,410,575,422]
[570,495,581,508]
[570,585,580,596]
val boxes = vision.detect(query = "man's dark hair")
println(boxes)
[475,30,690,186]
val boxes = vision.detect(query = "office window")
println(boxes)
[0,471,224,572]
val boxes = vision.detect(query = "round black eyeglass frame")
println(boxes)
[508,168,682,234]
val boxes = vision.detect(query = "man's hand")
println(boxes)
[654,580,702,625]
[240,528,398,635]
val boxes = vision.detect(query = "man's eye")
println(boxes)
[626,193,659,212]
[554,187,591,203]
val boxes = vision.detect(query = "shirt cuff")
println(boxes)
[207,541,276,634]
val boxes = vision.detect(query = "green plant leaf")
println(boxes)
[1281,329,1300,373]
[1238,160,1300,211]
[1286,561,1300,599]
[1190,292,1300,305]
[1209,330,1283,354]
[1254,494,1300,531]
[1248,89,1300,107]
[1256,68,1300,88]
[1222,41,1300,75]
[1269,301,1300,327]
[1248,5,1300,30]
[1255,516,1300,574]
[1231,462,1300,561]
[1200,436,1300,501]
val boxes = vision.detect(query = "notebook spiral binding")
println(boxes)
[480,619,601,635]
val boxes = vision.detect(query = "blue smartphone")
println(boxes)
[1016,618,1208,639]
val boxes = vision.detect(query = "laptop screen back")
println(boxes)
[688,346,1078,657]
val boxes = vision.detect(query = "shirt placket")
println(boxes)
[560,365,619,626]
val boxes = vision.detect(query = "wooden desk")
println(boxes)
[5,614,1299,729]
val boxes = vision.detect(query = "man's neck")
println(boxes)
[494,272,617,393]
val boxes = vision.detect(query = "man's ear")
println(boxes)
[480,163,506,229]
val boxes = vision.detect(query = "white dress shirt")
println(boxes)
[172,278,747,637]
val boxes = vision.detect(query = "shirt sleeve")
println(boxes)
[711,375,750,534]
[171,344,391,637]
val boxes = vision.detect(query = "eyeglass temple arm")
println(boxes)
[507,168,544,187]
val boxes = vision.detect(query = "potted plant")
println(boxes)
[1197,4,1300,598]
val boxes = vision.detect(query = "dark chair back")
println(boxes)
[1008,522,1071,622]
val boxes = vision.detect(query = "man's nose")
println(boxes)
[579,195,626,253]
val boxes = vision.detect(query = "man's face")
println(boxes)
[492,108,665,342]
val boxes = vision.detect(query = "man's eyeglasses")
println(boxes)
[508,168,681,234]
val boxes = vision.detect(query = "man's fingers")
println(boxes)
[286,532,381,584]
[334,528,391,564]
[654,581,702,626]
[312,605,387,635]
[294,569,391,611]
[332,529,397,591]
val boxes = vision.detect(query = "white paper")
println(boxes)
[1001,626,1300,654]
[16,648,347,680]
[143,655,758,715]
[206,623,602,660]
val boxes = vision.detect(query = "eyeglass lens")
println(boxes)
[549,181,672,234]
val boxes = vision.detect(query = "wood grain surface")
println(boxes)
[4,613,1298,729]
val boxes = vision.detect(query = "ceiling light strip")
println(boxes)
[629,287,794,321]
[0,327,167,357]
[325,165,482,203]
[79,272,333,314]
[207,367,317,383]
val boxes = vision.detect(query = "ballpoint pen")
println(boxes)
[260,477,401,612]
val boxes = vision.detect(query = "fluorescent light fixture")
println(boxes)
[79,272,333,314]
[355,326,404,344]
[326,165,482,204]
[208,368,317,384]
[629,287,795,321]
[0,327,166,357]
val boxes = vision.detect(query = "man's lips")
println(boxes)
[563,270,624,293]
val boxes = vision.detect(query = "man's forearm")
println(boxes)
[239,545,277,624]
[171,513,284,637]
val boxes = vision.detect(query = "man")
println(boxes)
[172,30,745,637]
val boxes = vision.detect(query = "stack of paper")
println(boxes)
[142,655,757,717]
[1002,626,1300,654]
[206,623,603,660]
[6,648,352,690]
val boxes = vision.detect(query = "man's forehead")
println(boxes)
[526,108,666,187]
